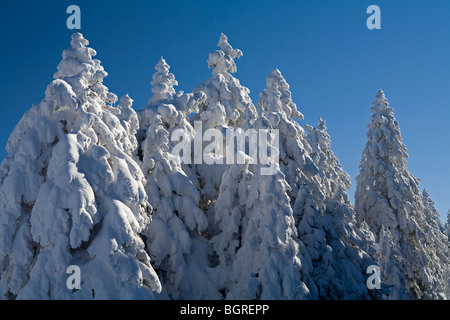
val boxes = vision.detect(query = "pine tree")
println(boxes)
[137,58,213,299]
[257,69,318,198]
[189,33,259,238]
[257,70,375,299]
[210,116,310,299]
[0,33,160,299]
[447,210,450,238]
[305,118,351,208]
[305,118,379,299]
[258,69,333,299]
[193,36,310,300]
[193,33,258,131]
[421,189,450,298]
[355,90,446,299]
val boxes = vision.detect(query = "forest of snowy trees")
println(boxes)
[0,33,448,300]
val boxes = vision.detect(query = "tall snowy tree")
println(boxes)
[258,70,332,299]
[137,58,213,299]
[447,210,450,238]
[190,33,259,236]
[188,35,309,300]
[0,33,160,300]
[210,115,310,299]
[193,33,257,130]
[355,90,448,299]
[421,189,450,298]
[257,69,317,198]
[305,118,380,299]
[305,118,351,209]
[257,70,375,299]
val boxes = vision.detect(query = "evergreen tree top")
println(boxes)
[259,69,304,121]
[148,57,178,106]
[305,117,327,134]
[207,33,243,74]
[70,32,89,50]
[53,33,117,105]
[370,89,397,123]
[364,90,408,166]
[118,94,133,109]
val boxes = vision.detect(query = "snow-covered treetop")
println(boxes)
[364,89,408,168]
[258,69,304,126]
[207,33,243,74]
[147,57,178,107]
[192,33,256,130]
[53,33,117,106]
[422,189,442,226]
[304,118,352,213]
[140,58,206,134]
[304,118,328,158]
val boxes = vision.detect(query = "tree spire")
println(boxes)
[207,33,243,74]
[147,57,178,106]
[355,90,448,299]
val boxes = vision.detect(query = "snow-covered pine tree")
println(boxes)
[447,210,450,238]
[190,33,258,205]
[137,58,214,299]
[421,189,450,298]
[355,90,446,299]
[210,115,310,300]
[0,33,160,300]
[190,35,309,300]
[257,69,318,198]
[305,118,351,209]
[193,33,257,131]
[258,69,364,299]
[305,118,380,299]
[257,69,333,299]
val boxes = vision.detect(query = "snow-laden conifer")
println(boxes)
[189,34,259,235]
[211,114,310,299]
[0,33,160,300]
[137,58,214,299]
[355,90,448,299]
[305,118,379,299]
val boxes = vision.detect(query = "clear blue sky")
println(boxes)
[0,0,449,222]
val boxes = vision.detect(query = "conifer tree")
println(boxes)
[137,58,213,299]
[258,70,378,299]
[421,189,450,298]
[258,69,318,198]
[355,90,447,299]
[192,36,309,300]
[211,116,310,299]
[190,34,259,236]
[0,33,160,300]
[447,210,450,238]
[193,33,257,130]
[305,118,379,299]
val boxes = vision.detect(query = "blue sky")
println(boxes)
[0,0,449,222]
